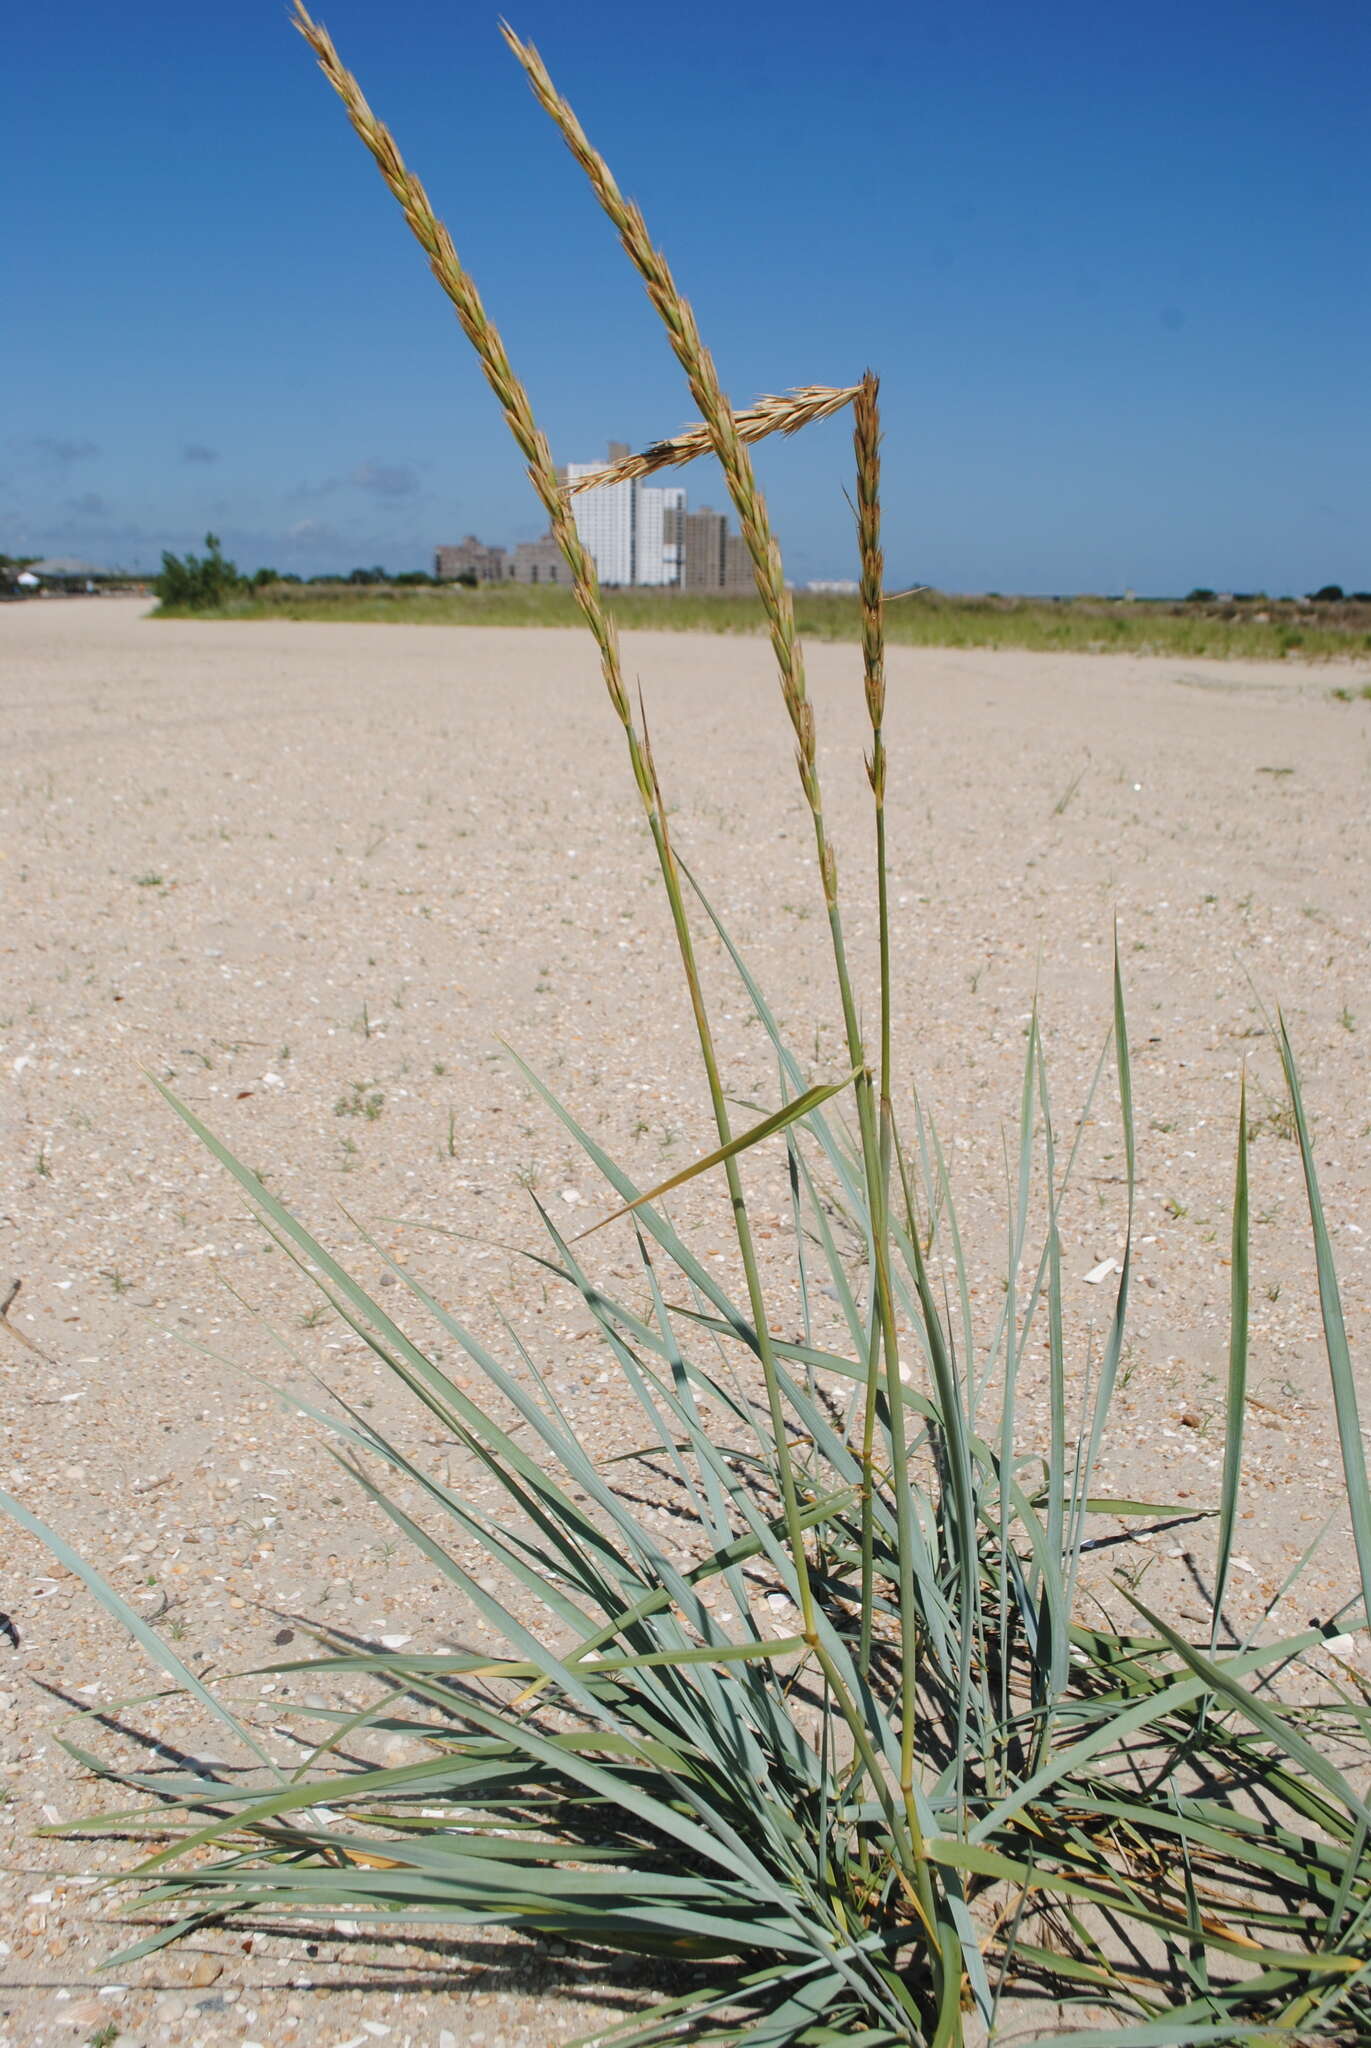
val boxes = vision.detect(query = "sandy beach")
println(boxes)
[2,594,1369,2046]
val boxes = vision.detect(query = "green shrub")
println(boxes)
[153,531,243,611]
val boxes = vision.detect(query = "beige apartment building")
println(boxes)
[662,505,753,592]
[433,536,508,583]
[434,532,571,584]
[510,534,565,583]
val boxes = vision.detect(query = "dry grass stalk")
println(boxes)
[290,5,644,742]
[501,26,829,842]
[852,371,894,1666]
[853,373,886,800]
[565,384,861,493]
[501,27,933,1881]
[293,4,834,1656]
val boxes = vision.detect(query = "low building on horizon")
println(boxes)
[434,536,508,583]
[510,533,564,584]
[433,529,571,585]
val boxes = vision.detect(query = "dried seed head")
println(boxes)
[292,3,654,773]
[565,385,862,493]
[854,371,886,743]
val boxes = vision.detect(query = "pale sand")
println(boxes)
[2,595,1369,2044]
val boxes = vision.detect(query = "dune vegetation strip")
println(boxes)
[155,575,1371,664]
[10,11,1371,2048]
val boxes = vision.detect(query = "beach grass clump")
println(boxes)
[8,14,1371,2044]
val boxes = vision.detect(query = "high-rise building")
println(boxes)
[567,472,635,583]
[566,442,685,588]
[566,442,634,584]
[634,483,687,586]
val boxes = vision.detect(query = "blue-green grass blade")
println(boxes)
[984,1035,1040,1478]
[972,1622,1329,1841]
[1074,1792,1366,1899]
[1323,1812,1370,1947]
[991,1022,1045,1743]
[1062,952,1136,1608]
[504,1045,770,1348]
[0,1487,279,1775]
[1239,1506,1339,1656]
[1030,1015,1071,1708]
[1114,933,1136,1184]
[678,858,869,1212]
[322,1449,640,1724]
[495,1486,854,1704]
[520,1206,823,1790]
[1278,1015,1371,1623]
[782,1086,815,1387]
[1212,1073,1249,1649]
[1011,1022,1115,1378]
[789,1138,873,1367]
[162,1102,644,1626]
[927,1115,976,1412]
[576,1069,858,1238]
[284,1679,414,1784]
[1122,1591,1371,1827]
[1014,2026,1318,2048]
[929,1838,1360,1974]
[102,1912,225,1971]
[123,1692,808,1913]
[724,1971,876,2046]
[1271,1961,1371,2048]
[322,1408,777,1800]
[266,1373,613,1637]
[630,1244,824,1784]
[345,1221,720,1639]
[566,1954,841,2048]
[893,1135,983,1767]
[135,1860,823,1958]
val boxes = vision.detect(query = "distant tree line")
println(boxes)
[340,564,439,587]
[1185,584,1369,604]
[154,535,440,610]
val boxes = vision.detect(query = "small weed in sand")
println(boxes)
[334,1081,384,1121]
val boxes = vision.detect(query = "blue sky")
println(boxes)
[4,0,1366,593]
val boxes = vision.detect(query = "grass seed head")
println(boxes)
[565,384,863,492]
